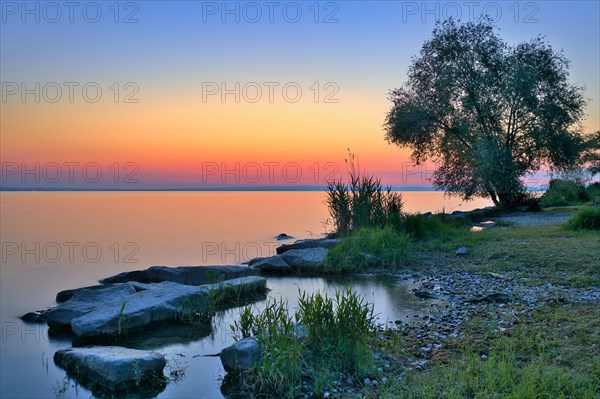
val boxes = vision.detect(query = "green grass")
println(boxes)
[324,226,411,273]
[230,288,377,398]
[377,304,599,399]
[409,217,600,288]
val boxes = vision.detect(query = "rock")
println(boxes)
[364,377,372,386]
[54,346,166,391]
[99,270,149,284]
[21,309,51,323]
[100,265,259,285]
[44,284,137,330]
[275,238,339,254]
[71,277,266,339]
[455,247,468,256]
[220,337,261,373]
[281,247,328,272]
[413,290,439,300]
[275,233,294,241]
[487,272,512,281]
[248,255,291,273]
[56,285,109,303]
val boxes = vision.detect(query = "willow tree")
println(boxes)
[384,18,587,209]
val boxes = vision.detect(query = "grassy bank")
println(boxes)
[357,209,599,398]
[408,210,600,288]
[375,303,599,399]
[247,208,600,399]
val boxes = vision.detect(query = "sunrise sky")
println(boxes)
[1,1,599,188]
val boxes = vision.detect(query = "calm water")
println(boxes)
[0,192,491,398]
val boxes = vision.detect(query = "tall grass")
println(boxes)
[297,288,377,377]
[326,151,404,235]
[230,288,377,397]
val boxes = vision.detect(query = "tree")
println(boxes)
[581,131,600,177]
[384,18,588,209]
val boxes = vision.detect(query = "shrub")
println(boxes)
[324,226,411,273]
[586,182,600,203]
[566,207,600,230]
[542,179,589,207]
[326,151,404,235]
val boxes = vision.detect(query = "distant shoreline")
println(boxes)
[0,186,546,192]
[0,186,441,192]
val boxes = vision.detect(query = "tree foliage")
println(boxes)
[384,18,588,209]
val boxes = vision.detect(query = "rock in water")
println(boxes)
[100,265,258,285]
[249,255,291,273]
[56,285,109,303]
[71,277,266,339]
[220,337,261,373]
[44,284,137,330]
[54,346,166,391]
[281,247,328,271]
[455,247,468,256]
[275,233,294,241]
[275,238,339,254]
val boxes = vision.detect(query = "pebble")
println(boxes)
[381,377,388,384]
[324,392,330,398]
[364,378,372,386]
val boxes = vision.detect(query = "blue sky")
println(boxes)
[1,1,599,188]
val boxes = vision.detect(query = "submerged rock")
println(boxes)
[220,337,261,373]
[275,238,339,254]
[54,346,166,391]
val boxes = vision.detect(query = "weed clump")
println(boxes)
[230,288,377,398]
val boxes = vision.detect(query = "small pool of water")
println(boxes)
[2,275,431,399]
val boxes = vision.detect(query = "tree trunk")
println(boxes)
[487,190,500,207]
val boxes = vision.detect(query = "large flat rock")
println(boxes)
[71,276,266,339]
[275,238,339,254]
[45,284,137,329]
[100,265,258,285]
[54,346,166,391]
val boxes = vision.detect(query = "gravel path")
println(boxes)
[492,210,571,227]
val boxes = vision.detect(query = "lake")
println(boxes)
[0,191,491,398]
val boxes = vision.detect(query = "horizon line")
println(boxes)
[0,185,441,192]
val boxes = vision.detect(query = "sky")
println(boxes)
[1,0,599,189]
